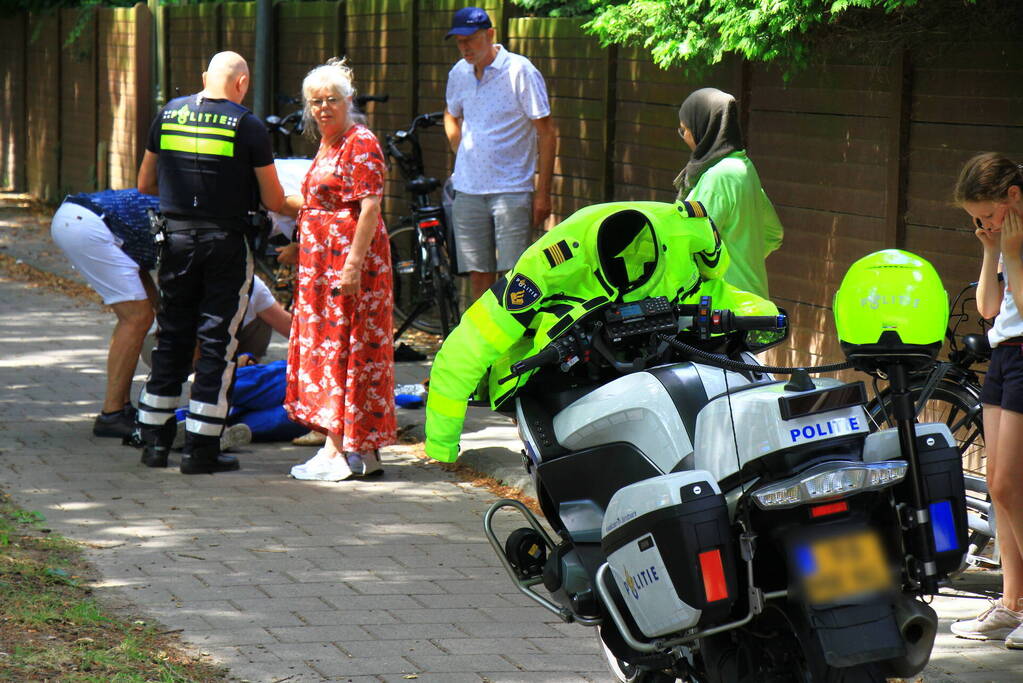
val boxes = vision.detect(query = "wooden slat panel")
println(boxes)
[60,7,98,193]
[347,0,414,220]
[97,7,139,189]
[274,1,339,159]
[26,12,60,202]
[0,15,26,191]
[508,18,606,226]
[165,5,219,101]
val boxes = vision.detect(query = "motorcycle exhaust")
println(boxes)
[884,597,938,678]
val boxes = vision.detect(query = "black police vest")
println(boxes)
[154,95,261,222]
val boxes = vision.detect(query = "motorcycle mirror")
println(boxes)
[744,308,789,353]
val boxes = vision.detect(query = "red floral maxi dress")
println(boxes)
[284,124,396,453]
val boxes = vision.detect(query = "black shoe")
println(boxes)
[180,453,240,475]
[93,409,135,438]
[140,445,170,468]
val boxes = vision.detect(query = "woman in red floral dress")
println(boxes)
[283,59,396,481]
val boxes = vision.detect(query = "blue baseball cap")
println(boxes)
[446,7,492,39]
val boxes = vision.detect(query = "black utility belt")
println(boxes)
[163,215,250,233]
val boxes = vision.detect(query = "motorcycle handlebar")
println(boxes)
[732,315,787,331]
[501,303,787,382]
[504,345,564,383]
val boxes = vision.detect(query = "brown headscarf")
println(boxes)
[674,88,745,195]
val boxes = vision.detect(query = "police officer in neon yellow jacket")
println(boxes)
[425,200,777,462]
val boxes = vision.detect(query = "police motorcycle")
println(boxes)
[483,250,968,682]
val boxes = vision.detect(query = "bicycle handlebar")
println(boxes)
[355,93,389,107]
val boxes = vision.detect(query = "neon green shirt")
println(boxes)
[684,151,783,299]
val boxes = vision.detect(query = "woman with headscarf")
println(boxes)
[675,88,783,299]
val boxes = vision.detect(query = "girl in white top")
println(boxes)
[950,153,1023,646]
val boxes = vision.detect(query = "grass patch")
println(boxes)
[0,492,229,682]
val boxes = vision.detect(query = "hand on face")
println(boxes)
[975,224,1000,251]
[1001,207,1023,254]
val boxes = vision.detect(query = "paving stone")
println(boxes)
[295,609,399,626]
[266,625,371,643]
[304,655,418,677]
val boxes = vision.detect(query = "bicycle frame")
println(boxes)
[386,112,462,338]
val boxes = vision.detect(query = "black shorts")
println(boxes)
[979,343,1023,414]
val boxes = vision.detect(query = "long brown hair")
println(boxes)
[953,152,1023,205]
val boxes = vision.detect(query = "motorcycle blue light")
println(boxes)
[930,500,958,553]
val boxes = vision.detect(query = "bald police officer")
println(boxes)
[136,51,288,474]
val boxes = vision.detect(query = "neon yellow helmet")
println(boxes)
[833,249,948,370]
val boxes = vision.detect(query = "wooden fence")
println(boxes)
[0,3,1021,366]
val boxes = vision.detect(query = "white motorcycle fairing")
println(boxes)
[549,361,761,474]
[693,377,870,485]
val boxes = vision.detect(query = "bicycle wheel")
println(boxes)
[390,224,445,336]
[867,380,985,479]
[428,241,462,337]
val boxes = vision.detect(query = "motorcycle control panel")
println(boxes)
[604,297,677,342]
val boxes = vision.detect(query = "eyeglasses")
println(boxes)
[309,96,341,108]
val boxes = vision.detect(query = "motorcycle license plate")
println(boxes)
[396,259,415,275]
[794,529,892,605]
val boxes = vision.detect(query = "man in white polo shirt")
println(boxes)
[444,6,556,301]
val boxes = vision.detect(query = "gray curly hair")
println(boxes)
[301,57,366,140]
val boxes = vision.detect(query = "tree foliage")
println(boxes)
[512,0,1018,73]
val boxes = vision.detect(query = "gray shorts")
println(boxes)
[452,191,532,273]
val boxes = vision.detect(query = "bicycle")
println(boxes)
[384,111,463,338]
[866,280,995,569]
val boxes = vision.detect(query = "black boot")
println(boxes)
[180,440,240,475]
[140,445,170,468]
[139,417,177,468]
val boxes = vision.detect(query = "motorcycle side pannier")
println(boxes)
[865,424,968,578]
[601,471,736,638]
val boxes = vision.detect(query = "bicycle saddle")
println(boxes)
[963,333,992,359]
[406,176,441,195]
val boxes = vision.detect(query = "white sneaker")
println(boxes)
[290,447,331,478]
[1006,622,1023,649]
[220,423,252,452]
[291,449,354,481]
[950,600,1023,640]
[346,450,383,477]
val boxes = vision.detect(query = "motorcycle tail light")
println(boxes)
[809,500,849,518]
[698,549,729,602]
[930,500,959,553]
[752,461,908,510]
[418,218,441,229]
